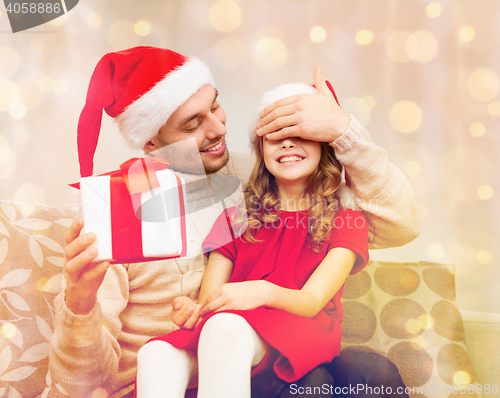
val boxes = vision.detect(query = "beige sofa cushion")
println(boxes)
[342,261,480,398]
[0,201,78,397]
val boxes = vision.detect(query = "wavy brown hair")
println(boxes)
[232,136,343,252]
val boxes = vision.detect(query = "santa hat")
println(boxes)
[77,46,215,177]
[249,80,340,145]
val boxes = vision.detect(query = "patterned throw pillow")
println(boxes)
[341,260,479,398]
[0,201,79,397]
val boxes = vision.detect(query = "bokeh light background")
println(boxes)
[0,0,498,313]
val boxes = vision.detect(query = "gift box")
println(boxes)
[77,157,188,263]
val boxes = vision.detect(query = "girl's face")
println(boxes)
[262,136,322,187]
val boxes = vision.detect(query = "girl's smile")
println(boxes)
[263,136,322,188]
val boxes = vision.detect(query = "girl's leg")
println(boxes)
[136,340,197,398]
[197,313,268,398]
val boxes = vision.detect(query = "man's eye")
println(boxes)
[211,104,220,112]
[186,121,200,132]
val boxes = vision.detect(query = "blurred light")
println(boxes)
[39,75,54,91]
[426,3,442,18]
[404,160,422,177]
[386,31,412,63]
[488,101,500,116]
[0,79,19,111]
[418,314,434,329]
[15,130,30,146]
[14,183,47,204]
[361,95,376,109]
[254,37,287,70]
[427,243,444,260]
[134,20,151,37]
[0,323,17,339]
[476,249,493,265]
[477,185,493,200]
[92,388,109,398]
[405,319,421,334]
[108,20,139,51]
[214,36,247,69]
[469,122,485,137]
[29,36,45,52]
[467,69,499,102]
[0,46,20,78]
[209,0,242,33]
[417,203,428,219]
[310,26,327,43]
[355,29,374,46]
[407,31,439,63]
[9,102,26,119]
[342,97,371,126]
[36,277,49,291]
[459,26,476,43]
[477,250,493,265]
[17,76,43,109]
[453,371,470,386]
[389,101,422,133]
[87,13,103,29]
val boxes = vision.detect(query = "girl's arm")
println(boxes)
[200,247,357,319]
[266,247,357,318]
[198,250,234,305]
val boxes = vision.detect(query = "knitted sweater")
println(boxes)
[49,116,420,397]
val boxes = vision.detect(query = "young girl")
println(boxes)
[136,83,369,398]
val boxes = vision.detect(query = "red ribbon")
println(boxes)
[73,157,186,263]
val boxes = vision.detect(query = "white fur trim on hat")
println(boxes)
[249,83,317,146]
[116,57,215,149]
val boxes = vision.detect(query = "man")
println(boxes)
[50,46,418,397]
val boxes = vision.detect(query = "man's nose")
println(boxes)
[206,112,226,140]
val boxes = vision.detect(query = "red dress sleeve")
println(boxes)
[327,209,369,274]
[202,207,239,262]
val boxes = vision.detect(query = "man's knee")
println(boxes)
[325,351,408,398]
[252,366,334,398]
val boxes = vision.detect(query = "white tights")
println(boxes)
[136,313,268,398]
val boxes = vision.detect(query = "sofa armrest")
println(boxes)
[461,310,500,390]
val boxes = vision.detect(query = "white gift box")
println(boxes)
[79,158,188,263]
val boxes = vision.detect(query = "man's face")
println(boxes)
[145,85,229,174]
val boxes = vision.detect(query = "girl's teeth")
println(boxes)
[279,156,303,163]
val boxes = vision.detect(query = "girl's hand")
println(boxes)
[256,65,351,143]
[200,280,272,317]
[171,297,202,330]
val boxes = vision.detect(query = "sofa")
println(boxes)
[0,199,499,398]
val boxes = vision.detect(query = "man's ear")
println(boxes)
[143,139,158,154]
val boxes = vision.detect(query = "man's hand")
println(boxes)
[200,280,271,317]
[171,297,202,330]
[256,65,351,143]
[63,217,110,315]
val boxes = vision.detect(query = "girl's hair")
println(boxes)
[233,136,343,252]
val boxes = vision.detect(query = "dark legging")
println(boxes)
[251,351,409,398]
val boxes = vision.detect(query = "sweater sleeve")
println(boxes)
[49,263,130,397]
[331,115,421,249]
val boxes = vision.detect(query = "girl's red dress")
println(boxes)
[149,208,368,383]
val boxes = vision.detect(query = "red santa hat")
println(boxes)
[77,46,215,177]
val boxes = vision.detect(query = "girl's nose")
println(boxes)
[281,138,296,149]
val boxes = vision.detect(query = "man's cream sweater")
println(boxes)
[49,116,420,397]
